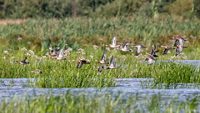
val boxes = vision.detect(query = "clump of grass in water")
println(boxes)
[34,58,115,88]
[36,74,114,88]
[140,62,200,87]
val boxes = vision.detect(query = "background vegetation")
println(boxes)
[1,17,200,52]
[0,0,199,18]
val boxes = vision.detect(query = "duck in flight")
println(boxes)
[175,44,187,56]
[173,35,187,47]
[161,45,172,55]
[145,54,156,64]
[120,42,132,52]
[107,56,117,69]
[134,44,145,56]
[99,50,107,64]
[98,56,118,73]
[76,58,90,68]
[150,45,159,57]
[20,56,29,65]
[109,36,120,49]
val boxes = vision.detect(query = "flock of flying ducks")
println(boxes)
[16,35,187,74]
[97,35,187,73]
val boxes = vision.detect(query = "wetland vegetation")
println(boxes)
[1,0,200,112]
[0,17,200,88]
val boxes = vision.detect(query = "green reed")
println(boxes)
[0,93,199,113]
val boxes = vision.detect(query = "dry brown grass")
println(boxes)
[166,0,193,16]
[0,19,26,25]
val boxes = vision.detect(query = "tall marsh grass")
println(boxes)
[0,17,200,51]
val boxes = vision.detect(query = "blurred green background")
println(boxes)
[0,0,199,18]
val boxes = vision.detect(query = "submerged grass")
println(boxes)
[0,93,199,113]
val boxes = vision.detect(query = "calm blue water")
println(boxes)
[0,78,200,101]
